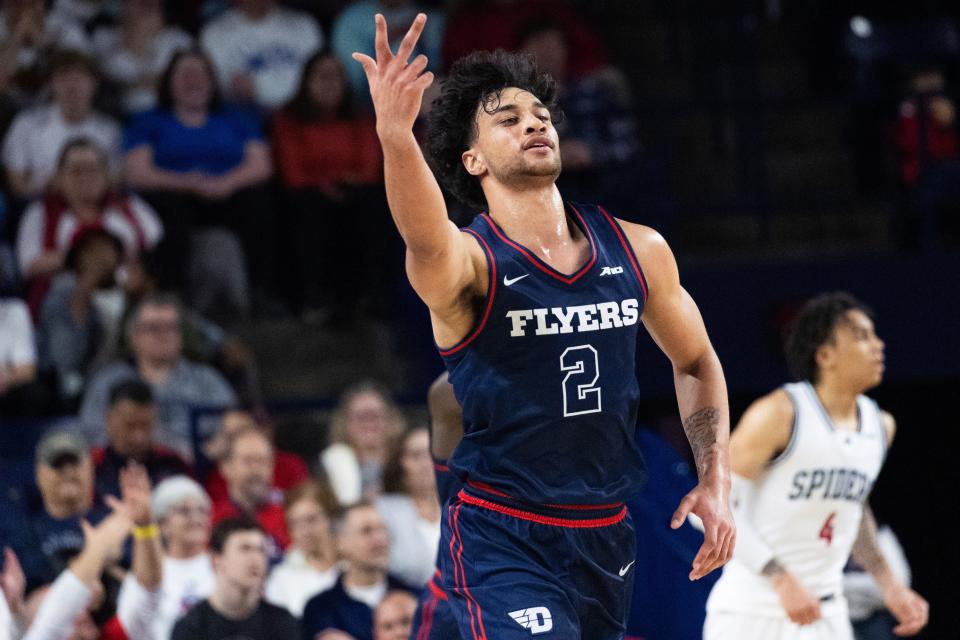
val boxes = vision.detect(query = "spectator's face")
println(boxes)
[58,146,109,205]
[234,0,274,18]
[51,66,97,117]
[286,497,332,557]
[206,410,258,460]
[401,429,435,495]
[106,399,156,460]
[373,593,418,640]
[346,392,391,452]
[519,28,569,81]
[466,87,561,188]
[36,455,93,516]
[161,496,211,550]
[171,55,214,112]
[124,0,161,19]
[215,529,268,590]
[308,56,346,113]
[223,432,274,508]
[131,304,182,364]
[339,506,389,573]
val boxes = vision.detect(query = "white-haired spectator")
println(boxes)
[79,293,237,459]
[265,480,340,617]
[91,0,192,115]
[152,474,216,640]
[200,0,322,109]
[2,50,119,199]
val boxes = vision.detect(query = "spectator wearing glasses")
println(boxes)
[152,475,216,640]
[79,293,237,460]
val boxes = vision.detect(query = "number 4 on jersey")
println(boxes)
[819,512,836,545]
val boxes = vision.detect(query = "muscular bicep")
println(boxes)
[729,391,795,479]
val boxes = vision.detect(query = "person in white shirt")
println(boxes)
[375,426,440,587]
[704,292,928,639]
[200,0,322,109]
[152,475,216,640]
[2,50,119,198]
[265,480,340,617]
[91,0,192,115]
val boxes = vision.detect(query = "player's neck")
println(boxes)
[486,183,566,241]
[812,381,859,423]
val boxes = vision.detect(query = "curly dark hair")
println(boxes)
[426,50,560,211]
[784,292,874,383]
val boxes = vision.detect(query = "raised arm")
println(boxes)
[352,14,482,336]
[622,223,733,580]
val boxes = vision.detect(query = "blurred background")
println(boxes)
[0,0,958,638]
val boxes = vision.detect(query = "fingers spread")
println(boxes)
[374,14,393,63]
[396,13,427,63]
[352,53,376,77]
[402,54,429,80]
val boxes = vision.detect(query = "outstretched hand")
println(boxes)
[352,13,434,138]
[671,480,736,580]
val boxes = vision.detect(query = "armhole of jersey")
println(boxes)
[875,399,890,463]
[767,388,800,468]
[596,205,649,304]
[436,228,497,357]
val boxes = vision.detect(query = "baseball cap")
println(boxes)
[36,431,89,467]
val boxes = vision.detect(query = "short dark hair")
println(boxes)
[108,378,154,407]
[426,50,561,211]
[331,500,376,537]
[784,292,874,383]
[48,49,99,80]
[209,516,264,554]
[156,48,222,113]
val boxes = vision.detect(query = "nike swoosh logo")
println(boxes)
[619,560,635,577]
[503,274,529,286]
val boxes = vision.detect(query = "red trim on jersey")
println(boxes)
[459,490,628,528]
[466,480,624,511]
[480,206,597,284]
[453,502,488,640]
[416,593,438,640]
[437,229,497,357]
[427,574,448,601]
[598,206,649,302]
[433,462,450,473]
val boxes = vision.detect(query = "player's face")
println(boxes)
[464,87,561,189]
[822,310,885,391]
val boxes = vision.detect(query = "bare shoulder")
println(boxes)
[615,219,670,258]
[880,410,897,445]
[730,388,796,477]
[734,388,795,446]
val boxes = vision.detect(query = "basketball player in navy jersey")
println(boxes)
[353,14,735,638]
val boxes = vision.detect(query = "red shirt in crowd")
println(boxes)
[272,111,381,191]
[211,496,290,559]
[204,450,309,504]
[442,0,607,78]
[895,98,960,187]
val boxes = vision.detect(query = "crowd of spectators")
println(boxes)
[0,1,636,639]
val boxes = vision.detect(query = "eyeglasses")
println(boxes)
[167,504,210,518]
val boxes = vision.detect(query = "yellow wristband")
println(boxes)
[132,524,160,540]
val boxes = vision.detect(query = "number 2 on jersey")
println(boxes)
[819,512,836,545]
[560,345,602,416]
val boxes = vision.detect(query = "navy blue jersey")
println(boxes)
[440,203,649,506]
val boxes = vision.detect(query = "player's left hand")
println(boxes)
[671,480,735,580]
[882,582,928,636]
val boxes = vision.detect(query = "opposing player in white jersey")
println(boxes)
[705,292,928,639]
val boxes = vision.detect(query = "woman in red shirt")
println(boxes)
[273,50,388,321]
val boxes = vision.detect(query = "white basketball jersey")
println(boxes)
[707,382,887,618]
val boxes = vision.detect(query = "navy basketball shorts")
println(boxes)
[437,485,637,639]
[410,570,460,640]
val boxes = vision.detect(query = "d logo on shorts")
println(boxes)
[509,607,554,634]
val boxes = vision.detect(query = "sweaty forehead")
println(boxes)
[836,309,873,333]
